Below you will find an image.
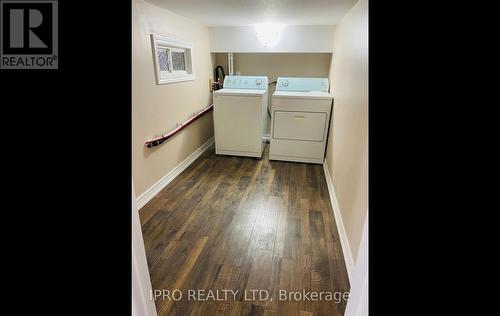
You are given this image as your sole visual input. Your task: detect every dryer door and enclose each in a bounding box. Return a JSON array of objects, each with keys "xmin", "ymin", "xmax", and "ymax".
[{"xmin": 273, "ymin": 111, "xmax": 327, "ymax": 142}]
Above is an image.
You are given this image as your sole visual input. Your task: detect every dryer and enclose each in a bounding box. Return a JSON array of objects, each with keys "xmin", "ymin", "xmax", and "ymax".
[
  {"xmin": 213, "ymin": 75, "xmax": 268, "ymax": 158},
  {"xmin": 269, "ymin": 77, "xmax": 333, "ymax": 164}
]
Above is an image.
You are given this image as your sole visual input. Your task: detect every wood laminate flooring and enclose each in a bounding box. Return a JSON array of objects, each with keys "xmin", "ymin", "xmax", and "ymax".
[{"xmin": 140, "ymin": 145, "xmax": 350, "ymax": 316}]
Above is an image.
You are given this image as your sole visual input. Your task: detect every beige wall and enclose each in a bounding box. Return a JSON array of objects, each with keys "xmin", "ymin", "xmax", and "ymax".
[
  {"xmin": 209, "ymin": 26, "xmax": 336, "ymax": 53},
  {"xmin": 325, "ymin": 0, "xmax": 368, "ymax": 263},
  {"xmin": 133, "ymin": 0, "xmax": 214, "ymax": 196},
  {"xmin": 213, "ymin": 53, "xmax": 332, "ymax": 132}
]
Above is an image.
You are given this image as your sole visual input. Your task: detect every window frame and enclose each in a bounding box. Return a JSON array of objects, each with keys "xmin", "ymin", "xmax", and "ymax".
[{"xmin": 151, "ymin": 34, "xmax": 195, "ymax": 85}]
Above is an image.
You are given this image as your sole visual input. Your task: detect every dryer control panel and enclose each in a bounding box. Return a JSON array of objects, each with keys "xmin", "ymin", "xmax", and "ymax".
[
  {"xmin": 276, "ymin": 77, "xmax": 329, "ymax": 92},
  {"xmin": 223, "ymin": 76, "xmax": 268, "ymax": 90}
]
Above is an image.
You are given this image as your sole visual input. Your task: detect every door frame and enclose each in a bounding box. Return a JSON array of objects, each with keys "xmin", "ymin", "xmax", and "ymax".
[
  {"xmin": 344, "ymin": 211, "xmax": 368, "ymax": 316},
  {"xmin": 132, "ymin": 180, "xmax": 157, "ymax": 316}
]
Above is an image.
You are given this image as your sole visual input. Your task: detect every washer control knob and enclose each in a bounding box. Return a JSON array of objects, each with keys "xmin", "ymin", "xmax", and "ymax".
[
  {"xmin": 282, "ymin": 80, "xmax": 289, "ymax": 87},
  {"xmin": 256, "ymin": 79, "xmax": 262, "ymax": 85}
]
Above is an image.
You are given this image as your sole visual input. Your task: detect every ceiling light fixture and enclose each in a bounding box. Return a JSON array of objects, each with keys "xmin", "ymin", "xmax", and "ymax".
[{"xmin": 253, "ymin": 23, "xmax": 285, "ymax": 48}]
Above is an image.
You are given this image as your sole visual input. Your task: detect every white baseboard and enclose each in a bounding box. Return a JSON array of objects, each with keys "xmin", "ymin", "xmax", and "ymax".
[
  {"xmin": 136, "ymin": 136, "xmax": 215, "ymax": 210},
  {"xmin": 323, "ymin": 161, "xmax": 355, "ymax": 283}
]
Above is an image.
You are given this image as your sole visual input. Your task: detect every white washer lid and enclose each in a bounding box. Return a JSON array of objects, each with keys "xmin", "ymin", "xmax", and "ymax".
[
  {"xmin": 273, "ymin": 90, "xmax": 333, "ymax": 100},
  {"xmin": 214, "ymin": 89, "xmax": 267, "ymax": 97}
]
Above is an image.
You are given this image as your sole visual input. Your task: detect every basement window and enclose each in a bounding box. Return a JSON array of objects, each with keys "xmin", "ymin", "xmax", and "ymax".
[{"xmin": 151, "ymin": 34, "xmax": 195, "ymax": 84}]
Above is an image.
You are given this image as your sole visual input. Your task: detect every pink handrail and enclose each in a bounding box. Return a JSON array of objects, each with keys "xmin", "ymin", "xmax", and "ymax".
[{"xmin": 145, "ymin": 104, "xmax": 213, "ymax": 148}]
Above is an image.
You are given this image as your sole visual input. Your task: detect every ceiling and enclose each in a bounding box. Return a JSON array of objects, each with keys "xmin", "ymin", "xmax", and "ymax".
[{"xmin": 145, "ymin": 0, "xmax": 358, "ymax": 26}]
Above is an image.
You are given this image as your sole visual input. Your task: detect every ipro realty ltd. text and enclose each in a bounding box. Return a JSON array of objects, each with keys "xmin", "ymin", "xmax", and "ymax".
[{"xmin": 151, "ymin": 289, "xmax": 349, "ymax": 303}]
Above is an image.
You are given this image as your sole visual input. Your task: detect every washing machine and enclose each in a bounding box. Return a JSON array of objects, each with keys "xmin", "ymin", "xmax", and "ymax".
[
  {"xmin": 269, "ymin": 77, "xmax": 333, "ymax": 164},
  {"xmin": 213, "ymin": 75, "xmax": 268, "ymax": 158}
]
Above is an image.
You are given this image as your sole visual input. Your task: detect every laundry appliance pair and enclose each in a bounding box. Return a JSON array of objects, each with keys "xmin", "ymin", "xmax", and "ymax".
[{"xmin": 213, "ymin": 75, "xmax": 333, "ymax": 164}]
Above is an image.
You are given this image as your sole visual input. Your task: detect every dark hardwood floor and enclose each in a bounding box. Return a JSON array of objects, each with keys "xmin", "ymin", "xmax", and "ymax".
[{"xmin": 140, "ymin": 144, "xmax": 350, "ymax": 316}]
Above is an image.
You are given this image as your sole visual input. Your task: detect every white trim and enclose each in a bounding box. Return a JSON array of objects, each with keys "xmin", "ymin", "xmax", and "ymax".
[
  {"xmin": 132, "ymin": 181, "xmax": 157, "ymax": 316},
  {"xmin": 344, "ymin": 212, "xmax": 368, "ymax": 316},
  {"xmin": 156, "ymin": 75, "xmax": 196, "ymax": 85},
  {"xmin": 136, "ymin": 137, "xmax": 215, "ymax": 210},
  {"xmin": 323, "ymin": 161, "xmax": 355, "ymax": 282}
]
